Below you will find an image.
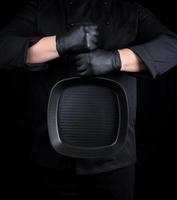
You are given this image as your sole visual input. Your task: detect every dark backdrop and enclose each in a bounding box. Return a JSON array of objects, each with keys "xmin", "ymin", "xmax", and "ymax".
[{"xmin": 0, "ymin": 0, "xmax": 177, "ymax": 199}]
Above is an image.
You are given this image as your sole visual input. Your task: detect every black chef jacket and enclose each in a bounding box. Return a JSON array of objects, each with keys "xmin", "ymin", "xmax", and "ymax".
[{"xmin": 0, "ymin": 0, "xmax": 177, "ymax": 175}]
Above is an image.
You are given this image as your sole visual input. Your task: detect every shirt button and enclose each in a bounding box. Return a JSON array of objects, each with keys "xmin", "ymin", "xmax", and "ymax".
[{"xmin": 104, "ymin": 1, "xmax": 108, "ymax": 6}]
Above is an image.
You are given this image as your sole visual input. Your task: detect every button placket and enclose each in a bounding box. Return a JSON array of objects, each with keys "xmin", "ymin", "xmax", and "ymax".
[
  {"xmin": 103, "ymin": 1, "xmax": 111, "ymax": 26},
  {"xmin": 65, "ymin": 1, "xmax": 112, "ymax": 28},
  {"xmin": 65, "ymin": 0, "xmax": 75, "ymax": 29}
]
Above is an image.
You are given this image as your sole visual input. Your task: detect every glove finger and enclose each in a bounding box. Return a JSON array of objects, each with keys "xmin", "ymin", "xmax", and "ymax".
[
  {"xmin": 75, "ymin": 55, "xmax": 88, "ymax": 66},
  {"xmin": 87, "ymin": 36, "xmax": 98, "ymax": 49},
  {"xmin": 76, "ymin": 60, "xmax": 83, "ymax": 66},
  {"xmin": 77, "ymin": 53, "xmax": 90, "ymax": 63},
  {"xmin": 75, "ymin": 54, "xmax": 85, "ymax": 61},
  {"xmin": 77, "ymin": 64, "xmax": 88, "ymax": 72},
  {"xmin": 88, "ymin": 43, "xmax": 97, "ymax": 51},
  {"xmin": 87, "ymin": 31, "xmax": 98, "ymax": 39},
  {"xmin": 90, "ymin": 36, "xmax": 98, "ymax": 44},
  {"xmin": 85, "ymin": 25, "xmax": 98, "ymax": 30},
  {"xmin": 87, "ymin": 30, "xmax": 99, "ymax": 38},
  {"xmin": 90, "ymin": 29, "xmax": 99, "ymax": 36},
  {"xmin": 77, "ymin": 69, "xmax": 90, "ymax": 76}
]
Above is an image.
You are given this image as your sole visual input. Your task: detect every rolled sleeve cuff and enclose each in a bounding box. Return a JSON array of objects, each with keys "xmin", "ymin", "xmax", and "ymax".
[{"xmin": 129, "ymin": 45, "xmax": 157, "ymax": 79}]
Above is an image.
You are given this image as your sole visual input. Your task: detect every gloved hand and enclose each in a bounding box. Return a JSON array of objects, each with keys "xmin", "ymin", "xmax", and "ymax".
[
  {"xmin": 75, "ymin": 49, "xmax": 122, "ymax": 76},
  {"xmin": 56, "ymin": 25, "xmax": 99, "ymax": 55}
]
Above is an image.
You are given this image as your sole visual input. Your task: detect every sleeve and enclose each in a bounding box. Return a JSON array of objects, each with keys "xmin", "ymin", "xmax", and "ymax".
[
  {"xmin": 0, "ymin": 0, "xmax": 47, "ymax": 71},
  {"xmin": 129, "ymin": 4, "xmax": 177, "ymax": 78}
]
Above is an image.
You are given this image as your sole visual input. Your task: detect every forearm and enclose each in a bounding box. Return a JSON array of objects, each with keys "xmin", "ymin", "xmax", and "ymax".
[
  {"xmin": 26, "ymin": 36, "xmax": 59, "ymax": 64},
  {"xmin": 118, "ymin": 48, "xmax": 146, "ymax": 72}
]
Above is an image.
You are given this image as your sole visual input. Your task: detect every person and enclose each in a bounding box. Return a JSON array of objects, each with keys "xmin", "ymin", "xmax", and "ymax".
[{"xmin": 0, "ymin": 0, "xmax": 177, "ymax": 199}]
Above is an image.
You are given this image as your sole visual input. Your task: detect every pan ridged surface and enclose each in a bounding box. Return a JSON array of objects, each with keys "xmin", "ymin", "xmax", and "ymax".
[{"xmin": 58, "ymin": 85, "xmax": 119, "ymax": 147}]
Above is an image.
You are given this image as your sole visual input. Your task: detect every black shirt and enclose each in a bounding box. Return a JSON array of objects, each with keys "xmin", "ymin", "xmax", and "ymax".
[{"xmin": 0, "ymin": 0, "xmax": 177, "ymax": 175}]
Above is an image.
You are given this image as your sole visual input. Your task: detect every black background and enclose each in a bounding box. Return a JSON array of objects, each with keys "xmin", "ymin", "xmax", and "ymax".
[{"xmin": 0, "ymin": 0, "xmax": 177, "ymax": 199}]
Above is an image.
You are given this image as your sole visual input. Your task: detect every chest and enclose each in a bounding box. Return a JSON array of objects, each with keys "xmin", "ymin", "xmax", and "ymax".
[{"xmin": 38, "ymin": 0, "xmax": 138, "ymax": 50}]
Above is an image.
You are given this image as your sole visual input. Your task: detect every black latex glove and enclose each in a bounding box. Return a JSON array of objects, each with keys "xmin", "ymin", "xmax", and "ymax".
[
  {"xmin": 56, "ymin": 25, "xmax": 99, "ymax": 55},
  {"xmin": 75, "ymin": 49, "xmax": 122, "ymax": 76}
]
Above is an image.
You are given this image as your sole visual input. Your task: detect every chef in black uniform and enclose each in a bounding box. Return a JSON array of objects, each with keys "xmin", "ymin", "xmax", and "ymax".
[{"xmin": 0, "ymin": 0, "xmax": 177, "ymax": 199}]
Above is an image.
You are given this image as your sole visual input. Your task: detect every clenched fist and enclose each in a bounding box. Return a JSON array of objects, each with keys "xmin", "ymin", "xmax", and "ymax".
[
  {"xmin": 75, "ymin": 49, "xmax": 122, "ymax": 76},
  {"xmin": 56, "ymin": 24, "xmax": 99, "ymax": 55}
]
